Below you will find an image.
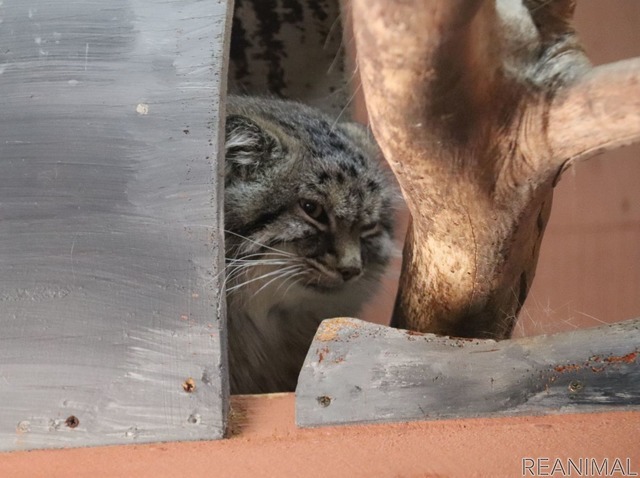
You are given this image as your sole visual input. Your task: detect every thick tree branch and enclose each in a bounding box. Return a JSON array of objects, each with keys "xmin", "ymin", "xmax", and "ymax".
[
  {"xmin": 351, "ymin": 0, "xmax": 502, "ymax": 173},
  {"xmin": 349, "ymin": 0, "xmax": 640, "ymax": 338},
  {"xmin": 548, "ymin": 57, "xmax": 640, "ymax": 167}
]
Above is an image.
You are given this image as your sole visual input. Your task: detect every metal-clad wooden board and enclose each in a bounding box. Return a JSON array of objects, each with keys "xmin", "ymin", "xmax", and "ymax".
[
  {"xmin": 0, "ymin": 0, "xmax": 231, "ymax": 450},
  {"xmin": 296, "ymin": 318, "xmax": 640, "ymax": 427}
]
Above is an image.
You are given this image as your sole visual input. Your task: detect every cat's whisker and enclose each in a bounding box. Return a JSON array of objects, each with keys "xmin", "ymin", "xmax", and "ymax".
[
  {"xmin": 221, "ymin": 256, "xmax": 298, "ymax": 281},
  {"xmin": 226, "ymin": 258, "xmax": 292, "ymax": 267},
  {"xmin": 221, "ymin": 256, "xmax": 306, "ymax": 308},
  {"xmin": 216, "ymin": 262, "xmax": 246, "ymax": 285},
  {"xmin": 273, "ymin": 268, "xmax": 306, "ymax": 294},
  {"xmin": 275, "ymin": 266, "xmax": 307, "ymax": 293},
  {"xmin": 278, "ymin": 270, "xmax": 308, "ymax": 297},
  {"xmin": 225, "ymin": 260, "xmax": 292, "ymax": 271},
  {"xmin": 227, "ymin": 249, "xmax": 295, "ymax": 260},
  {"xmin": 223, "ymin": 264, "xmax": 270, "ymax": 290},
  {"xmin": 330, "ymin": 81, "xmax": 362, "ymax": 132},
  {"xmin": 222, "ymin": 265, "xmax": 252, "ymax": 285},
  {"xmin": 251, "ymin": 266, "xmax": 304, "ymax": 299},
  {"xmin": 223, "ymin": 259, "xmax": 304, "ymax": 287},
  {"xmin": 226, "ymin": 251, "xmax": 293, "ymax": 262},
  {"xmin": 239, "ymin": 267, "xmax": 302, "ymax": 305},
  {"xmin": 219, "ymin": 259, "xmax": 263, "ymax": 293},
  {"xmin": 225, "ymin": 229, "xmax": 295, "ymax": 257},
  {"xmin": 226, "ymin": 265, "xmax": 302, "ymax": 294},
  {"xmin": 302, "ymin": 273, "xmax": 324, "ymax": 289}
]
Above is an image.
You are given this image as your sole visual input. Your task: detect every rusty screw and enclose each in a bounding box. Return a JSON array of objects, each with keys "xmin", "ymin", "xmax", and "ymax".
[
  {"xmin": 568, "ymin": 380, "xmax": 584, "ymax": 393},
  {"xmin": 65, "ymin": 415, "xmax": 80, "ymax": 428},
  {"xmin": 182, "ymin": 377, "xmax": 196, "ymax": 393},
  {"xmin": 317, "ymin": 395, "xmax": 332, "ymax": 408}
]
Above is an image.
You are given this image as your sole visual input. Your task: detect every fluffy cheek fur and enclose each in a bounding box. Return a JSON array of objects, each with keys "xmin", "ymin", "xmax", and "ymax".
[{"xmin": 361, "ymin": 232, "xmax": 393, "ymax": 268}]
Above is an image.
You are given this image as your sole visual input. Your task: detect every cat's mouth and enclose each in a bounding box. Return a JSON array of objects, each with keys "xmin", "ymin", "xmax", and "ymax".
[{"xmin": 302, "ymin": 260, "xmax": 357, "ymax": 292}]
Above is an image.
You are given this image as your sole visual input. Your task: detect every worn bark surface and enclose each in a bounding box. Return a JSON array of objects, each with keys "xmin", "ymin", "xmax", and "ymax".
[{"xmin": 349, "ymin": 0, "xmax": 640, "ymax": 338}]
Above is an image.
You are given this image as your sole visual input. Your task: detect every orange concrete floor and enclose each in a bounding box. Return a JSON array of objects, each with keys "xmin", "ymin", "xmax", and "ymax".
[{"xmin": 1, "ymin": 394, "xmax": 638, "ymax": 478}]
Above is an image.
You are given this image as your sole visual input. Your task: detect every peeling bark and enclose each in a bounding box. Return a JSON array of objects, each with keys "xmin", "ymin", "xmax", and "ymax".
[{"xmin": 348, "ymin": 0, "xmax": 640, "ymax": 338}]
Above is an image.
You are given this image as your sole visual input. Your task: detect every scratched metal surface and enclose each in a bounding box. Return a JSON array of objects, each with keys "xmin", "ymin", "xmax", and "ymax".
[{"xmin": 0, "ymin": 0, "xmax": 231, "ymax": 450}]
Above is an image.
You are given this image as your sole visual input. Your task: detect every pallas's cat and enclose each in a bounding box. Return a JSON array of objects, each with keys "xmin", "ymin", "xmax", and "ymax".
[{"xmin": 224, "ymin": 96, "xmax": 395, "ymax": 394}]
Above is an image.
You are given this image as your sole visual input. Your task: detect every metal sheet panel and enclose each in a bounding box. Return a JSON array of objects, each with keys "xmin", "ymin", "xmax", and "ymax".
[{"xmin": 0, "ymin": 0, "xmax": 230, "ymax": 449}]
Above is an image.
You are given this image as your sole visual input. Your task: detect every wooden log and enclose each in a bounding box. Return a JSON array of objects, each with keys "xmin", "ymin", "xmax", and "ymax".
[
  {"xmin": 296, "ymin": 318, "xmax": 640, "ymax": 427},
  {"xmin": 0, "ymin": 0, "xmax": 231, "ymax": 450}
]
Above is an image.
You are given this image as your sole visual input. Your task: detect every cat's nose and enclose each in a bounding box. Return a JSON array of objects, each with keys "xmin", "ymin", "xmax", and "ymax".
[{"xmin": 339, "ymin": 266, "xmax": 361, "ymax": 282}]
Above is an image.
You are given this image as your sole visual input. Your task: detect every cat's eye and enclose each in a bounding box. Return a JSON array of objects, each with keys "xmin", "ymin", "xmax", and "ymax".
[
  {"xmin": 299, "ymin": 199, "xmax": 328, "ymax": 223},
  {"xmin": 361, "ymin": 222, "xmax": 380, "ymax": 237}
]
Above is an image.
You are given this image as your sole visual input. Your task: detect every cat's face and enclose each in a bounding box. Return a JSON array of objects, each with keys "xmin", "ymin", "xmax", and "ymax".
[{"xmin": 224, "ymin": 96, "xmax": 395, "ymax": 295}]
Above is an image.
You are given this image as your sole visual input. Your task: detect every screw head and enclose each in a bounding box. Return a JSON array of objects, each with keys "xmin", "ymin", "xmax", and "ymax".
[
  {"xmin": 65, "ymin": 415, "xmax": 80, "ymax": 428},
  {"xmin": 317, "ymin": 395, "xmax": 332, "ymax": 408},
  {"xmin": 568, "ymin": 380, "xmax": 584, "ymax": 393}
]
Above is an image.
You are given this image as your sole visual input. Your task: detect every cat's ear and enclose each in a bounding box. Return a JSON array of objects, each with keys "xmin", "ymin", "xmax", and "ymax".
[{"xmin": 225, "ymin": 114, "xmax": 278, "ymax": 180}]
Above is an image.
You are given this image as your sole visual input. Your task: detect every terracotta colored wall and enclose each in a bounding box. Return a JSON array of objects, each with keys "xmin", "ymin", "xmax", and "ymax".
[
  {"xmin": 517, "ymin": 1, "xmax": 640, "ymax": 336},
  {"xmin": 361, "ymin": 1, "xmax": 640, "ymax": 335}
]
